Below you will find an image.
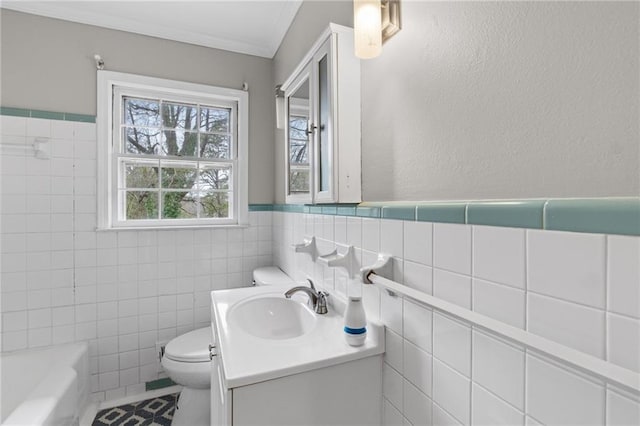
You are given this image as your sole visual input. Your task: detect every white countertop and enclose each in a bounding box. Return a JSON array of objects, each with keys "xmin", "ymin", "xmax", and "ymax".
[{"xmin": 211, "ymin": 285, "xmax": 385, "ymax": 389}]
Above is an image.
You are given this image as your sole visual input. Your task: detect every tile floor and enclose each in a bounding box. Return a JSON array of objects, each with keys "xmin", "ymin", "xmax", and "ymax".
[{"xmin": 92, "ymin": 393, "xmax": 179, "ymax": 426}]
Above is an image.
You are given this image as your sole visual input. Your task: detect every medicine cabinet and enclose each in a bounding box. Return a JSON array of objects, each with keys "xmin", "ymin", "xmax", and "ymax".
[{"xmin": 282, "ymin": 23, "xmax": 361, "ymax": 204}]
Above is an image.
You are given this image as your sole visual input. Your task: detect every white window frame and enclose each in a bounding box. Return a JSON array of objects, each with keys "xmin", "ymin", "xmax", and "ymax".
[{"xmin": 97, "ymin": 71, "xmax": 248, "ymax": 229}]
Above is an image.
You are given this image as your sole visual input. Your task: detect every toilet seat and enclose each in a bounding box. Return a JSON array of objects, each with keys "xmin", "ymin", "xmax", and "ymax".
[{"xmin": 164, "ymin": 327, "xmax": 211, "ymax": 363}]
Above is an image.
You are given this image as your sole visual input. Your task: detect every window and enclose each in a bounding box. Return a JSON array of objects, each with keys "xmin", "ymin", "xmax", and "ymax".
[{"xmin": 97, "ymin": 71, "xmax": 248, "ymax": 229}]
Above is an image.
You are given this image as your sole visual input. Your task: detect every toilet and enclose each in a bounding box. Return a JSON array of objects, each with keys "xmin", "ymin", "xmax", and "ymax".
[{"xmin": 161, "ymin": 267, "xmax": 295, "ymax": 426}]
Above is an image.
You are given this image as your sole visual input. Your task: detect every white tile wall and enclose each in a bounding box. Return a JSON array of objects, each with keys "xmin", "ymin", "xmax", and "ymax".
[
  {"xmin": 606, "ymin": 388, "xmax": 640, "ymax": 426},
  {"xmin": 471, "ymin": 384, "xmax": 523, "ymax": 426},
  {"xmin": 527, "ymin": 230, "xmax": 606, "ymax": 308},
  {"xmin": 4, "ymin": 122, "xmax": 637, "ymax": 414},
  {"xmin": 607, "ymin": 313, "xmax": 640, "ymax": 373},
  {"xmin": 527, "ymin": 292, "xmax": 605, "ymax": 358},
  {"xmin": 403, "ymin": 299, "xmax": 432, "ymax": 353},
  {"xmin": 472, "ymin": 330, "xmax": 524, "ymax": 410},
  {"xmin": 271, "ymin": 211, "xmax": 640, "ymax": 426},
  {"xmin": 433, "ymin": 269, "xmax": 471, "ymax": 309},
  {"xmin": 433, "ymin": 359, "xmax": 470, "ymax": 425},
  {"xmin": 0, "ymin": 117, "xmax": 272, "ymax": 401},
  {"xmin": 404, "ymin": 379, "xmax": 432, "ymax": 426},
  {"xmin": 403, "ymin": 221, "xmax": 432, "ymax": 266},
  {"xmin": 433, "ymin": 313, "xmax": 471, "ymax": 377},
  {"xmin": 607, "ymin": 235, "xmax": 640, "ymax": 319},
  {"xmin": 472, "ymin": 278, "xmax": 525, "ymax": 329},
  {"xmin": 433, "ymin": 223, "xmax": 471, "ymax": 275},
  {"xmin": 472, "ymin": 226, "xmax": 525, "ymax": 289},
  {"xmin": 526, "ymin": 355, "xmax": 605, "ymax": 425},
  {"xmin": 403, "ymin": 339, "xmax": 432, "ymax": 396},
  {"xmin": 433, "ymin": 403, "xmax": 462, "ymax": 426}
]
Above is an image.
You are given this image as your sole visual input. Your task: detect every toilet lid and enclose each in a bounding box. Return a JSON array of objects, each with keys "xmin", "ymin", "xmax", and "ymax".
[{"xmin": 164, "ymin": 327, "xmax": 211, "ymax": 363}]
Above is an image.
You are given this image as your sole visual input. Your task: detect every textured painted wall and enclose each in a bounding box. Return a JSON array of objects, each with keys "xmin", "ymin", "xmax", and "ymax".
[
  {"xmin": 0, "ymin": 10, "xmax": 275, "ymax": 203},
  {"xmin": 274, "ymin": 1, "xmax": 639, "ymax": 202},
  {"xmin": 272, "ymin": 0, "xmax": 353, "ymax": 204},
  {"xmin": 361, "ymin": 1, "xmax": 639, "ymax": 200}
]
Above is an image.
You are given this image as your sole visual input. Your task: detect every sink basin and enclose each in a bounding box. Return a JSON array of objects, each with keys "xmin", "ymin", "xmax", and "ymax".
[{"xmin": 227, "ymin": 296, "xmax": 317, "ymax": 340}]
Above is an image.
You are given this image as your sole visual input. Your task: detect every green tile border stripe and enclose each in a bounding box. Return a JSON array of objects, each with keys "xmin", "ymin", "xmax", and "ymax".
[
  {"xmin": 266, "ymin": 198, "xmax": 640, "ymax": 236},
  {"xmin": 544, "ymin": 198, "xmax": 640, "ymax": 236},
  {"xmin": 145, "ymin": 377, "xmax": 176, "ymax": 391},
  {"xmin": 417, "ymin": 203, "xmax": 466, "ymax": 224},
  {"xmin": 1, "ymin": 107, "xmax": 95, "ymax": 123},
  {"xmin": 382, "ymin": 206, "xmax": 416, "ymax": 221},
  {"xmin": 249, "ymin": 204, "xmax": 273, "ymax": 212},
  {"xmin": 467, "ymin": 200, "xmax": 545, "ymax": 229}
]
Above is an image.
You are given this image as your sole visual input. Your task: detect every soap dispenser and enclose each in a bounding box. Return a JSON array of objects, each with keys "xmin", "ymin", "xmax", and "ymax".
[{"xmin": 344, "ymin": 297, "xmax": 367, "ymax": 346}]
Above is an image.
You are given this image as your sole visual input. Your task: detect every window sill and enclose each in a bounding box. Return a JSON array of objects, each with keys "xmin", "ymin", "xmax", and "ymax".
[{"xmin": 96, "ymin": 223, "xmax": 250, "ymax": 231}]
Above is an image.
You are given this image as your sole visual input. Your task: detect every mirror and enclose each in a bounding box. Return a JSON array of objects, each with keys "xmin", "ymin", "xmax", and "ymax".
[
  {"xmin": 317, "ymin": 53, "xmax": 330, "ymax": 194},
  {"xmin": 287, "ymin": 77, "xmax": 311, "ymax": 196}
]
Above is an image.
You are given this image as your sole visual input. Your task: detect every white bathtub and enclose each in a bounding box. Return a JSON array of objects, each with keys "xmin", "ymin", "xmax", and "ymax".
[{"xmin": 0, "ymin": 343, "xmax": 90, "ymax": 426}]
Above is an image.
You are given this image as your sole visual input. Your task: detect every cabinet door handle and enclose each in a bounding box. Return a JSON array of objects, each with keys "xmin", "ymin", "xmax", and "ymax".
[{"xmin": 209, "ymin": 344, "xmax": 217, "ymax": 360}]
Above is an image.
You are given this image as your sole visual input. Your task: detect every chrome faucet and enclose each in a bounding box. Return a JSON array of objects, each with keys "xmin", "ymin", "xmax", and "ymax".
[{"xmin": 284, "ymin": 279, "xmax": 328, "ymax": 314}]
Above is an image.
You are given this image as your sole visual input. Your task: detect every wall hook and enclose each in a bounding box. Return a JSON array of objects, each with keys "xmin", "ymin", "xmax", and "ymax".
[
  {"xmin": 292, "ymin": 236, "xmax": 317, "ymax": 260},
  {"xmin": 94, "ymin": 54, "xmax": 105, "ymax": 70},
  {"xmin": 318, "ymin": 245, "xmax": 355, "ymax": 275}
]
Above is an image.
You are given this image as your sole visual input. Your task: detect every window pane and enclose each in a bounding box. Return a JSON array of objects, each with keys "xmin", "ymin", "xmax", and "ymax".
[
  {"xmin": 124, "ymin": 97, "xmax": 160, "ymax": 127},
  {"xmin": 160, "ymin": 130, "xmax": 198, "ymax": 156},
  {"xmin": 124, "ymin": 127, "xmax": 162, "ymax": 155},
  {"xmin": 289, "ymin": 140, "xmax": 308, "ymax": 165},
  {"xmin": 289, "ymin": 115, "xmax": 308, "ymax": 165},
  {"xmin": 200, "ymin": 107, "xmax": 230, "ymax": 132},
  {"xmin": 125, "ymin": 163, "xmax": 159, "ymax": 188},
  {"xmin": 162, "ymin": 191, "xmax": 196, "ymax": 219},
  {"xmin": 161, "ymin": 163, "xmax": 198, "ymax": 189},
  {"xmin": 200, "ymin": 191, "xmax": 229, "ymax": 218},
  {"xmin": 289, "ymin": 169, "xmax": 309, "ymax": 193},
  {"xmin": 289, "ymin": 116, "xmax": 308, "ymax": 140},
  {"xmin": 200, "ymin": 134, "xmax": 230, "ymax": 159},
  {"xmin": 125, "ymin": 191, "xmax": 158, "ymax": 220},
  {"xmin": 199, "ymin": 165, "xmax": 230, "ymax": 190},
  {"xmin": 162, "ymin": 103, "xmax": 198, "ymax": 131}
]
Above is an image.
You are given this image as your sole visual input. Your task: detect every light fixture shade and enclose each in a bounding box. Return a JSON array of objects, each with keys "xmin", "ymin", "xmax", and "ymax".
[{"xmin": 354, "ymin": 0, "xmax": 382, "ymax": 59}]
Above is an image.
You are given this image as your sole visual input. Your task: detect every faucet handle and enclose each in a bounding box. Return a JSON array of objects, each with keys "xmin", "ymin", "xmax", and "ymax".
[
  {"xmin": 306, "ymin": 278, "xmax": 316, "ymax": 291},
  {"xmin": 315, "ymin": 291, "xmax": 329, "ymax": 315}
]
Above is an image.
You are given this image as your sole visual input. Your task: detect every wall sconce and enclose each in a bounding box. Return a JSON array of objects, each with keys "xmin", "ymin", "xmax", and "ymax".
[
  {"xmin": 353, "ymin": 0, "xmax": 401, "ymax": 59},
  {"xmin": 275, "ymin": 84, "xmax": 285, "ymax": 129}
]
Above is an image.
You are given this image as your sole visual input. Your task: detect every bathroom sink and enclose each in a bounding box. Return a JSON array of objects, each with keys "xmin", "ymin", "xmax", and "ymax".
[
  {"xmin": 212, "ymin": 285, "xmax": 384, "ymax": 388},
  {"xmin": 227, "ymin": 296, "xmax": 317, "ymax": 339}
]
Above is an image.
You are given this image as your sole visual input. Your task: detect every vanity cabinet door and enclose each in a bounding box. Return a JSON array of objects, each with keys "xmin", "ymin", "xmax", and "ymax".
[
  {"xmin": 211, "ymin": 353, "xmax": 232, "ymax": 426},
  {"xmin": 211, "ymin": 328, "xmax": 231, "ymax": 425}
]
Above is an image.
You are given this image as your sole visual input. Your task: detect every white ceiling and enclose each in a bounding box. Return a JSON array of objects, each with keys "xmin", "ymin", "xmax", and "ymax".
[{"xmin": 1, "ymin": 0, "xmax": 303, "ymax": 58}]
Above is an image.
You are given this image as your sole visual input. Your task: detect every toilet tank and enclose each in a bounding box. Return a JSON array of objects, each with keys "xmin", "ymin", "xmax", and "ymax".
[{"xmin": 252, "ymin": 267, "xmax": 295, "ymax": 287}]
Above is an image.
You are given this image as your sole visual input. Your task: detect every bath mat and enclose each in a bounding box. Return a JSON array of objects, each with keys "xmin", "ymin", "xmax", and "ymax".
[{"xmin": 92, "ymin": 393, "xmax": 178, "ymax": 426}]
